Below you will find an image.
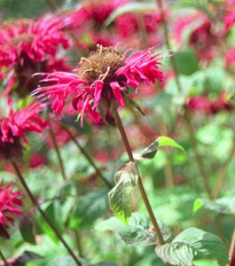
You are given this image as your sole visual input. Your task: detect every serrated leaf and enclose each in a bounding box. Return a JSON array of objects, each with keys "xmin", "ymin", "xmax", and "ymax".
[
  {"xmin": 104, "ymin": 2, "xmax": 156, "ymax": 26},
  {"xmin": 158, "ymin": 136, "xmax": 185, "ymax": 153},
  {"xmin": 108, "ymin": 163, "xmax": 138, "ymax": 223},
  {"xmin": 173, "ymin": 227, "xmax": 230, "ymax": 266},
  {"xmin": 20, "ymin": 216, "xmax": 36, "ymax": 244},
  {"xmin": 69, "ymin": 188, "xmax": 109, "ymax": 230},
  {"xmin": 96, "ymin": 212, "xmax": 170, "ymax": 246},
  {"xmin": 155, "ymin": 242, "xmax": 196, "ymax": 266}
]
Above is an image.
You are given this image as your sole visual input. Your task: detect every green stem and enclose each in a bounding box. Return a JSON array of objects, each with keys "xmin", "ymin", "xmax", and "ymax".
[
  {"xmin": 74, "ymin": 231, "xmax": 83, "ymax": 258},
  {"xmin": 48, "ymin": 123, "xmax": 67, "ymax": 180},
  {"xmin": 61, "ymin": 125, "xmax": 112, "ymax": 189},
  {"xmin": 114, "ymin": 110, "xmax": 165, "ymax": 245},
  {"xmin": 0, "ymin": 250, "xmax": 9, "ymax": 266},
  {"xmin": 227, "ymin": 227, "xmax": 235, "ymax": 266},
  {"xmin": 11, "ymin": 160, "xmax": 82, "ymax": 266}
]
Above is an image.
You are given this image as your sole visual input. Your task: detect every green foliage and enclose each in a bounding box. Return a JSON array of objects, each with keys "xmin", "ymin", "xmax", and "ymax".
[
  {"xmin": 97, "ymin": 212, "xmax": 170, "ymax": 246},
  {"xmin": 156, "ymin": 228, "xmax": 229, "ymax": 266},
  {"xmin": 175, "ymin": 49, "xmax": 199, "ymax": 76},
  {"xmin": 108, "ymin": 163, "xmax": 138, "ymax": 223},
  {"xmin": 194, "ymin": 196, "xmax": 235, "ymax": 215},
  {"xmin": 69, "ymin": 188, "xmax": 109, "ymax": 230}
]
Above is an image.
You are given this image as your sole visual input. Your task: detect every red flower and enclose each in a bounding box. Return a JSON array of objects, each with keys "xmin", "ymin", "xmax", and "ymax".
[
  {"xmin": 33, "ymin": 45, "xmax": 165, "ymax": 125},
  {"xmin": 224, "ymin": 0, "xmax": 235, "ymax": 30},
  {"xmin": 0, "ymin": 182, "xmax": 22, "ymax": 239},
  {"xmin": 0, "ymin": 100, "xmax": 47, "ymax": 160},
  {"xmin": 0, "ymin": 17, "xmax": 70, "ymax": 96}
]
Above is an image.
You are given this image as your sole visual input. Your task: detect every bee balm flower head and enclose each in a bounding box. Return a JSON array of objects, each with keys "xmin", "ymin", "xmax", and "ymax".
[{"xmin": 34, "ymin": 45, "xmax": 165, "ymax": 125}]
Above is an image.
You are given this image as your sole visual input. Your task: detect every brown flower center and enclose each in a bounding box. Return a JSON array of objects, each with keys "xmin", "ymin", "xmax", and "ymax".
[{"xmin": 78, "ymin": 45, "xmax": 125, "ymax": 84}]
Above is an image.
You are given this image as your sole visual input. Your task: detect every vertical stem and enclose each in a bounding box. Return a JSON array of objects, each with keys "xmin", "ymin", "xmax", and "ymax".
[
  {"xmin": 74, "ymin": 231, "xmax": 83, "ymax": 258},
  {"xmin": 48, "ymin": 123, "xmax": 67, "ymax": 180},
  {"xmin": 0, "ymin": 250, "xmax": 9, "ymax": 266},
  {"xmin": 61, "ymin": 125, "xmax": 112, "ymax": 189},
  {"xmin": 114, "ymin": 110, "xmax": 165, "ymax": 245},
  {"xmin": 11, "ymin": 160, "xmax": 82, "ymax": 266},
  {"xmin": 227, "ymin": 228, "xmax": 235, "ymax": 266}
]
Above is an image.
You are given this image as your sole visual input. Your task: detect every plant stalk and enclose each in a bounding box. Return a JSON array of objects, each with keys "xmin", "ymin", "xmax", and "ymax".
[
  {"xmin": 114, "ymin": 110, "xmax": 165, "ymax": 245},
  {"xmin": 11, "ymin": 160, "xmax": 82, "ymax": 266},
  {"xmin": 48, "ymin": 123, "xmax": 67, "ymax": 180},
  {"xmin": 61, "ymin": 125, "xmax": 112, "ymax": 189}
]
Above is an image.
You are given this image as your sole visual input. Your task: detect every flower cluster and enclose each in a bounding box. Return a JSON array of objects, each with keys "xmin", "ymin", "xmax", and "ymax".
[
  {"xmin": 0, "ymin": 100, "xmax": 47, "ymax": 160},
  {"xmin": 34, "ymin": 45, "xmax": 165, "ymax": 125},
  {"xmin": 0, "ymin": 182, "xmax": 22, "ymax": 239}
]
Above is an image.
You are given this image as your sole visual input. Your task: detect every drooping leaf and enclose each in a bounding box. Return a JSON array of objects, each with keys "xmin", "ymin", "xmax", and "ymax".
[
  {"xmin": 155, "ymin": 242, "xmax": 196, "ymax": 266},
  {"xmin": 69, "ymin": 188, "xmax": 109, "ymax": 230},
  {"xmin": 20, "ymin": 216, "xmax": 36, "ymax": 244},
  {"xmin": 108, "ymin": 162, "xmax": 138, "ymax": 223},
  {"xmin": 104, "ymin": 2, "xmax": 156, "ymax": 26},
  {"xmin": 96, "ymin": 212, "xmax": 170, "ymax": 246},
  {"xmin": 173, "ymin": 227, "xmax": 230, "ymax": 266}
]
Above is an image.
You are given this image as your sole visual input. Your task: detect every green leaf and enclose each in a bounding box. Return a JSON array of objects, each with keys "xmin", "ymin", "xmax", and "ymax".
[
  {"xmin": 38, "ymin": 202, "xmax": 64, "ymax": 243},
  {"xmin": 195, "ymin": 197, "xmax": 235, "ymax": 215},
  {"xmin": 108, "ymin": 162, "xmax": 138, "ymax": 223},
  {"xmin": 173, "ymin": 227, "xmax": 230, "ymax": 266},
  {"xmin": 96, "ymin": 212, "xmax": 170, "ymax": 246},
  {"xmin": 19, "ymin": 216, "xmax": 36, "ymax": 244},
  {"xmin": 136, "ymin": 136, "xmax": 185, "ymax": 161},
  {"xmin": 175, "ymin": 49, "xmax": 199, "ymax": 76},
  {"xmin": 158, "ymin": 136, "xmax": 185, "ymax": 152},
  {"xmin": 69, "ymin": 188, "xmax": 109, "ymax": 230},
  {"xmin": 104, "ymin": 2, "xmax": 156, "ymax": 26},
  {"xmin": 155, "ymin": 242, "xmax": 196, "ymax": 266}
]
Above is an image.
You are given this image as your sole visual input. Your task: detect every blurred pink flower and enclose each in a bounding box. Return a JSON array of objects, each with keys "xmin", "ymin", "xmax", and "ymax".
[
  {"xmin": 0, "ymin": 182, "xmax": 22, "ymax": 239},
  {"xmin": 224, "ymin": 47, "xmax": 235, "ymax": 66},
  {"xmin": 34, "ymin": 45, "xmax": 165, "ymax": 125},
  {"xmin": 0, "ymin": 17, "xmax": 70, "ymax": 96},
  {"xmin": 0, "ymin": 100, "xmax": 47, "ymax": 160}
]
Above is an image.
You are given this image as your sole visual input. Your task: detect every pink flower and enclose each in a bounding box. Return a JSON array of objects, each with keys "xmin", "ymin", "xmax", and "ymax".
[
  {"xmin": 0, "ymin": 182, "xmax": 22, "ymax": 239},
  {"xmin": 224, "ymin": 0, "xmax": 235, "ymax": 30},
  {"xmin": 34, "ymin": 45, "xmax": 165, "ymax": 125},
  {"xmin": 0, "ymin": 100, "xmax": 47, "ymax": 160},
  {"xmin": 225, "ymin": 47, "xmax": 235, "ymax": 66},
  {"xmin": 0, "ymin": 17, "xmax": 70, "ymax": 96}
]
